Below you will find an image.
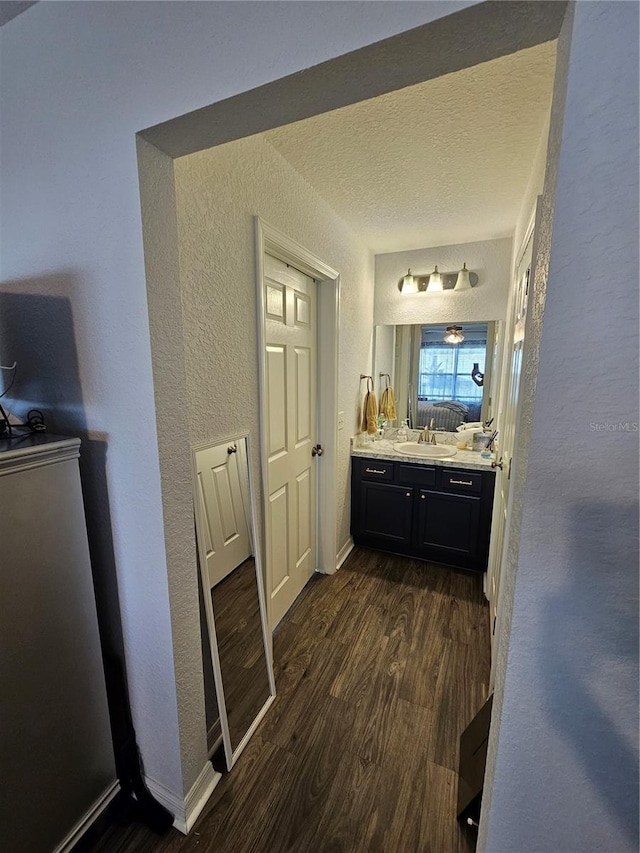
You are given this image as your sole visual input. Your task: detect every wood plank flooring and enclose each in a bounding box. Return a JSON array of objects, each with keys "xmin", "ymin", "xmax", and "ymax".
[{"xmin": 81, "ymin": 547, "xmax": 490, "ymax": 853}]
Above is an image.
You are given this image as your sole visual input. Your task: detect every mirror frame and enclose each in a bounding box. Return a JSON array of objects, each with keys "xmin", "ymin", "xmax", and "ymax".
[{"xmin": 192, "ymin": 432, "xmax": 276, "ymax": 771}]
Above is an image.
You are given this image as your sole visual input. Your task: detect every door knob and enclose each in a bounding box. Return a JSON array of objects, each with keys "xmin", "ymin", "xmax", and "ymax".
[
  {"xmin": 491, "ymin": 457, "xmax": 504, "ymax": 470},
  {"xmin": 227, "ymin": 444, "xmax": 237, "ymax": 455},
  {"xmin": 312, "ymin": 444, "xmax": 323, "ymax": 457}
]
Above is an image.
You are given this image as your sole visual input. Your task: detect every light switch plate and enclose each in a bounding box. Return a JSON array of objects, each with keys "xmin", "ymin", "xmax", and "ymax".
[{"xmin": 337, "ymin": 411, "xmax": 345, "ymax": 431}]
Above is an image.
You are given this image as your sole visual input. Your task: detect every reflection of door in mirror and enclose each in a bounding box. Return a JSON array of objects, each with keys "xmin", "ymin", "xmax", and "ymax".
[
  {"xmin": 193, "ymin": 436, "xmax": 275, "ymax": 770},
  {"xmin": 374, "ymin": 322, "xmax": 498, "ymax": 429},
  {"xmin": 195, "ymin": 442, "xmax": 252, "ymax": 587}
]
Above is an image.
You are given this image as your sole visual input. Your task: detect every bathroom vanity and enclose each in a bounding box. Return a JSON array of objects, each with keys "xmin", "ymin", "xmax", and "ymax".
[{"xmin": 351, "ymin": 441, "xmax": 495, "ymax": 572}]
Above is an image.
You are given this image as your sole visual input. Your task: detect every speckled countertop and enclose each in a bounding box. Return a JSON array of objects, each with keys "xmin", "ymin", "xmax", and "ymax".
[{"xmin": 350, "ymin": 436, "xmax": 495, "ymax": 472}]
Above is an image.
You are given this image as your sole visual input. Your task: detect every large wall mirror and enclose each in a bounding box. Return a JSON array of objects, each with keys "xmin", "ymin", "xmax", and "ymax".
[
  {"xmin": 193, "ymin": 435, "xmax": 275, "ymax": 770},
  {"xmin": 373, "ymin": 321, "xmax": 502, "ymax": 431}
]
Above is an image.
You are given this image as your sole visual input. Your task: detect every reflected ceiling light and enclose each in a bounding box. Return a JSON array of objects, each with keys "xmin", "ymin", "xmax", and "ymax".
[
  {"xmin": 444, "ymin": 325, "xmax": 465, "ymax": 344},
  {"xmin": 400, "ymin": 268, "xmax": 418, "ymax": 294},
  {"xmin": 427, "ymin": 265, "xmax": 443, "ymax": 292},
  {"xmin": 454, "ymin": 262, "xmax": 472, "ymax": 291}
]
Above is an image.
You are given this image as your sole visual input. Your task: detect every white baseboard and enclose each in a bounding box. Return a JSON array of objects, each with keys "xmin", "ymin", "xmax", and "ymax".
[
  {"xmin": 336, "ymin": 537, "xmax": 355, "ymax": 570},
  {"xmin": 53, "ymin": 779, "xmax": 120, "ymax": 853},
  {"xmin": 146, "ymin": 761, "xmax": 221, "ymax": 835}
]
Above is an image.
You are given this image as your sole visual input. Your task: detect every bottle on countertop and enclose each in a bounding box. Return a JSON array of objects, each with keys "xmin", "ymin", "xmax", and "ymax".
[{"xmin": 396, "ymin": 419, "xmax": 409, "ymax": 442}]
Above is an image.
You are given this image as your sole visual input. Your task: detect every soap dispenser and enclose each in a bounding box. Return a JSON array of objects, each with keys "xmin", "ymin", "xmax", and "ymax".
[{"xmin": 397, "ymin": 419, "xmax": 409, "ymax": 442}]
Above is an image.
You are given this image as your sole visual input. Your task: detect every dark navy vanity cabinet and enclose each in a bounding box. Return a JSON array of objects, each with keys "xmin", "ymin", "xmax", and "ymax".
[{"xmin": 351, "ymin": 456, "xmax": 495, "ymax": 572}]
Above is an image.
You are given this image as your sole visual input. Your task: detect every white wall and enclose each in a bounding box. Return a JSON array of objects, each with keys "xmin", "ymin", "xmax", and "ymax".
[
  {"xmin": 481, "ymin": 3, "xmax": 639, "ymax": 850},
  {"xmin": 374, "ymin": 237, "xmax": 512, "ymax": 326},
  {"xmin": 173, "ymin": 135, "xmax": 374, "ymax": 569},
  {"xmin": 1, "ymin": 0, "xmax": 474, "ymax": 804}
]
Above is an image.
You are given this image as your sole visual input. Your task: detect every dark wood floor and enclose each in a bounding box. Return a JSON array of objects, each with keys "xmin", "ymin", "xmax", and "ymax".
[{"xmin": 83, "ymin": 547, "xmax": 490, "ymax": 853}]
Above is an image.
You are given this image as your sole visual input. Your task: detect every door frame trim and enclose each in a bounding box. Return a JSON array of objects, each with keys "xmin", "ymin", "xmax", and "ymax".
[{"xmin": 254, "ymin": 217, "xmax": 340, "ymax": 627}]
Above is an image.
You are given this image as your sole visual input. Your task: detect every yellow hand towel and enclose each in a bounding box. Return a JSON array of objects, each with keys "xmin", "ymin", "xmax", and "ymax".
[
  {"xmin": 365, "ymin": 389, "xmax": 378, "ymax": 434},
  {"xmin": 380, "ymin": 385, "xmax": 397, "ymax": 421},
  {"xmin": 360, "ymin": 379, "xmax": 379, "ymax": 434}
]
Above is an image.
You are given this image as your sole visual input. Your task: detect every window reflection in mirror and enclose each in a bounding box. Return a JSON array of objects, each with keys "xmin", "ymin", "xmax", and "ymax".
[{"xmin": 374, "ymin": 321, "xmax": 500, "ymax": 430}]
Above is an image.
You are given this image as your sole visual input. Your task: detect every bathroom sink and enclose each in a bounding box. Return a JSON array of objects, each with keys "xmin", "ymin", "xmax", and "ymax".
[{"xmin": 394, "ymin": 442, "xmax": 458, "ymax": 459}]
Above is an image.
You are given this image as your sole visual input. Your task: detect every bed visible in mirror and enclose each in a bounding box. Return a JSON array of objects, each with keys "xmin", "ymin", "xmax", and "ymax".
[
  {"xmin": 193, "ymin": 435, "xmax": 275, "ymax": 770},
  {"xmin": 373, "ymin": 321, "xmax": 501, "ymax": 430}
]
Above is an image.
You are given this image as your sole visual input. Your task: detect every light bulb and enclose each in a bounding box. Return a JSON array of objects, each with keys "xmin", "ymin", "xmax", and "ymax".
[
  {"xmin": 427, "ymin": 265, "xmax": 443, "ymax": 292},
  {"xmin": 401, "ymin": 269, "xmax": 417, "ymax": 294},
  {"xmin": 454, "ymin": 262, "xmax": 472, "ymax": 291}
]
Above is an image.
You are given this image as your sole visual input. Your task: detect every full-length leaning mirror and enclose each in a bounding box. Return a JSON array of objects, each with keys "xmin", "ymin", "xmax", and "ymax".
[
  {"xmin": 192, "ymin": 434, "xmax": 276, "ymax": 770},
  {"xmin": 373, "ymin": 321, "xmax": 502, "ymax": 430}
]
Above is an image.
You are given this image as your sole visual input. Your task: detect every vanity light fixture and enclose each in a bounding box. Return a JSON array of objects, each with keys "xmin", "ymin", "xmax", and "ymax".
[
  {"xmin": 398, "ymin": 264, "xmax": 479, "ymax": 293},
  {"xmin": 444, "ymin": 325, "xmax": 465, "ymax": 344},
  {"xmin": 400, "ymin": 268, "xmax": 418, "ymax": 294},
  {"xmin": 426, "ymin": 265, "xmax": 443, "ymax": 292},
  {"xmin": 454, "ymin": 262, "xmax": 472, "ymax": 291}
]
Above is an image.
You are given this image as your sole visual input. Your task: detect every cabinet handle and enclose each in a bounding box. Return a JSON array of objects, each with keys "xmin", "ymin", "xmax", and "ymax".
[
  {"xmin": 450, "ymin": 478, "xmax": 473, "ymax": 486},
  {"xmin": 365, "ymin": 467, "xmax": 386, "ymax": 475},
  {"xmin": 421, "ymin": 494, "xmax": 426, "ymax": 499},
  {"xmin": 406, "ymin": 492, "xmax": 411, "ymax": 497}
]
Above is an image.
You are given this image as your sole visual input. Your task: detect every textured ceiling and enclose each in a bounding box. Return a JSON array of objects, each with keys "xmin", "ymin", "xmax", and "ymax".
[
  {"xmin": 0, "ymin": 1, "xmax": 36, "ymax": 27},
  {"xmin": 266, "ymin": 41, "xmax": 557, "ymax": 253}
]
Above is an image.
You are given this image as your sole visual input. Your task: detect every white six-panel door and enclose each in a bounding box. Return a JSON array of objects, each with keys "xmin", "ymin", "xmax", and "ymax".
[
  {"xmin": 487, "ymin": 226, "xmax": 534, "ymax": 656},
  {"xmin": 263, "ymin": 254, "xmax": 317, "ymax": 626},
  {"xmin": 195, "ymin": 442, "xmax": 252, "ymax": 588}
]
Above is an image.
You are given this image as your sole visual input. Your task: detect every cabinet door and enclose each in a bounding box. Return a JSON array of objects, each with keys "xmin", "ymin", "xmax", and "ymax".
[
  {"xmin": 417, "ymin": 489, "xmax": 481, "ymax": 557},
  {"xmin": 359, "ymin": 481, "xmax": 414, "ymax": 544}
]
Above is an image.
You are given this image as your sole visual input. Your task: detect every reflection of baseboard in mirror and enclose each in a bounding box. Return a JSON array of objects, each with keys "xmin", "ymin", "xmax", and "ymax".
[{"xmin": 192, "ymin": 434, "xmax": 276, "ymax": 771}]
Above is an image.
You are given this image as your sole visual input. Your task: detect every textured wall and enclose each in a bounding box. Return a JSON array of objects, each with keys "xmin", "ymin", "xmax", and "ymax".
[
  {"xmin": 481, "ymin": 3, "xmax": 639, "ymax": 851},
  {"xmin": 137, "ymin": 138, "xmax": 204, "ymax": 793},
  {"xmin": 174, "ymin": 136, "xmax": 374, "ymax": 557},
  {"xmin": 0, "ymin": 0, "xmax": 477, "ymax": 804},
  {"xmin": 374, "ymin": 237, "xmax": 512, "ymax": 326}
]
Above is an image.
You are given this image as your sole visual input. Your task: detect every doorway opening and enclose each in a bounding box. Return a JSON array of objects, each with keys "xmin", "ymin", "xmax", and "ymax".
[{"xmin": 136, "ymin": 0, "xmax": 569, "ymax": 838}]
